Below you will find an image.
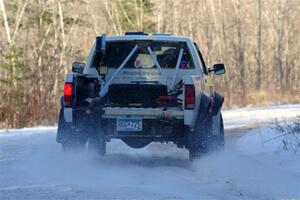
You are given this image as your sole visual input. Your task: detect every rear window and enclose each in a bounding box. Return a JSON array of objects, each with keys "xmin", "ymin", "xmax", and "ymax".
[{"xmin": 102, "ymin": 41, "xmax": 195, "ymax": 69}]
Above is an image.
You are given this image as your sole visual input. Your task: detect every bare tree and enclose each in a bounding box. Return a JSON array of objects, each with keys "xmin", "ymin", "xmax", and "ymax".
[
  {"xmin": 0, "ymin": 0, "xmax": 299, "ymax": 128},
  {"xmin": 255, "ymin": 0, "xmax": 262, "ymax": 90}
]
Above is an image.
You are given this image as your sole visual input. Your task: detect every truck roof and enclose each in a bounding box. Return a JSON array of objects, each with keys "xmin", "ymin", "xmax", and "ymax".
[{"xmin": 105, "ymin": 34, "xmax": 193, "ymax": 43}]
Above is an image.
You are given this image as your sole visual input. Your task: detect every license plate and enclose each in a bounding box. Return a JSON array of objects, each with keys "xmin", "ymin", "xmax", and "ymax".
[{"xmin": 117, "ymin": 118, "xmax": 142, "ymax": 132}]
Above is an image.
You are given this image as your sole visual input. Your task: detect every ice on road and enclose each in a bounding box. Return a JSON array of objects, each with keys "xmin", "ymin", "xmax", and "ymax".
[{"xmin": 0, "ymin": 104, "xmax": 299, "ymax": 200}]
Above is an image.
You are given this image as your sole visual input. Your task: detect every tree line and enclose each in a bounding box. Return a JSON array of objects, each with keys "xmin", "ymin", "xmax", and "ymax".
[{"xmin": 0, "ymin": 0, "xmax": 299, "ymax": 128}]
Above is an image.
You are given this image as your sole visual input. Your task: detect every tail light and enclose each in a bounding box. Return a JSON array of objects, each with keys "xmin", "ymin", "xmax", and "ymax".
[
  {"xmin": 64, "ymin": 83, "xmax": 73, "ymax": 107},
  {"xmin": 185, "ymin": 85, "xmax": 195, "ymax": 110}
]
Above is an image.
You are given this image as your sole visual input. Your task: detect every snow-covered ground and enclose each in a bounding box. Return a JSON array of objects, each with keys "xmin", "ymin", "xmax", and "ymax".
[
  {"xmin": 223, "ymin": 104, "xmax": 300, "ymax": 130},
  {"xmin": 0, "ymin": 104, "xmax": 299, "ymax": 200}
]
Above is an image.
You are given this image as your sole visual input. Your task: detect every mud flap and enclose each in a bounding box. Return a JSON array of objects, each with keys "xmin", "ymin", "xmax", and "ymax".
[
  {"xmin": 198, "ymin": 92, "xmax": 212, "ymax": 119},
  {"xmin": 211, "ymin": 92, "xmax": 224, "ymax": 115},
  {"xmin": 56, "ymin": 109, "xmax": 72, "ymax": 144}
]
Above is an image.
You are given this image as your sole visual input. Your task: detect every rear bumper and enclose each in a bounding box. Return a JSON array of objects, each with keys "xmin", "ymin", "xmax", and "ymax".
[
  {"xmin": 64, "ymin": 106, "xmax": 184, "ymax": 122},
  {"xmin": 102, "ymin": 107, "xmax": 184, "ymax": 119},
  {"xmin": 103, "ymin": 107, "xmax": 184, "ymax": 139},
  {"xmin": 103, "ymin": 118, "xmax": 185, "ymax": 141},
  {"xmin": 61, "ymin": 107, "xmax": 186, "ymax": 143}
]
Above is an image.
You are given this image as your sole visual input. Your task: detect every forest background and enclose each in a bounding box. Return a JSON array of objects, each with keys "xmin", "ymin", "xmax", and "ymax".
[{"xmin": 0, "ymin": 0, "xmax": 299, "ymax": 128}]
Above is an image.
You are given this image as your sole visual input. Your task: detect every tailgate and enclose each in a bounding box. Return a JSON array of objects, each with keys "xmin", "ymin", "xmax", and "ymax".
[{"xmin": 102, "ymin": 107, "xmax": 183, "ymax": 119}]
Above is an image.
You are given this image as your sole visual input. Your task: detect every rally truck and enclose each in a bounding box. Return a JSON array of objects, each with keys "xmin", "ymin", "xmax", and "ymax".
[{"xmin": 56, "ymin": 32, "xmax": 226, "ymax": 160}]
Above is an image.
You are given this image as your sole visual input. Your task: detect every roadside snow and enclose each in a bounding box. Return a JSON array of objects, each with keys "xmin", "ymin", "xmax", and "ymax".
[
  {"xmin": 0, "ymin": 126, "xmax": 56, "ymax": 137},
  {"xmin": 192, "ymin": 126, "xmax": 300, "ymax": 199},
  {"xmin": 223, "ymin": 104, "xmax": 300, "ymax": 129},
  {"xmin": 238, "ymin": 126, "xmax": 299, "ymax": 155}
]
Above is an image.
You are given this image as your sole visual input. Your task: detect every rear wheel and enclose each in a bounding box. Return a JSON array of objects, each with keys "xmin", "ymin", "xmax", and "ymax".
[
  {"xmin": 88, "ymin": 128, "xmax": 106, "ymax": 156},
  {"xmin": 212, "ymin": 112, "xmax": 225, "ymax": 149},
  {"xmin": 188, "ymin": 111, "xmax": 224, "ymax": 161}
]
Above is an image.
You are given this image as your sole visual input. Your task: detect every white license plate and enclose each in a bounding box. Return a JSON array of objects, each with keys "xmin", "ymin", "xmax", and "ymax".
[{"xmin": 117, "ymin": 118, "xmax": 142, "ymax": 132}]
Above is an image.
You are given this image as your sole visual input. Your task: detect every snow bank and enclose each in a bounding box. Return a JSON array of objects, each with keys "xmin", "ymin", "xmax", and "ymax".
[
  {"xmin": 0, "ymin": 126, "xmax": 56, "ymax": 137},
  {"xmin": 192, "ymin": 126, "xmax": 300, "ymax": 199},
  {"xmin": 223, "ymin": 104, "xmax": 300, "ymax": 129},
  {"xmin": 238, "ymin": 126, "xmax": 299, "ymax": 155}
]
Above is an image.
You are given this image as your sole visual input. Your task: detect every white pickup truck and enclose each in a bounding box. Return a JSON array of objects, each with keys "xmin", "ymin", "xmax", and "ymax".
[{"xmin": 56, "ymin": 32, "xmax": 226, "ymax": 160}]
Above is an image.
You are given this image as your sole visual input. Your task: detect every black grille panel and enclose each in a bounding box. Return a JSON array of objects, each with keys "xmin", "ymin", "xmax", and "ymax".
[{"xmin": 108, "ymin": 84, "xmax": 168, "ymax": 107}]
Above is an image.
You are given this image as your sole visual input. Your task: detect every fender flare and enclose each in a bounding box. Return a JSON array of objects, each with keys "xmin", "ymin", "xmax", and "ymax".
[
  {"xmin": 197, "ymin": 92, "xmax": 224, "ymax": 119},
  {"xmin": 60, "ymin": 96, "xmax": 64, "ymax": 108},
  {"xmin": 198, "ymin": 92, "xmax": 211, "ymax": 117},
  {"xmin": 56, "ymin": 109, "xmax": 72, "ymax": 143},
  {"xmin": 211, "ymin": 92, "xmax": 224, "ymax": 115}
]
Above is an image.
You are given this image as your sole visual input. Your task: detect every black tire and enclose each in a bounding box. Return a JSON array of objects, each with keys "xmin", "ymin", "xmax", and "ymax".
[
  {"xmin": 188, "ymin": 111, "xmax": 224, "ymax": 161},
  {"xmin": 210, "ymin": 112, "xmax": 225, "ymax": 150},
  {"xmin": 88, "ymin": 128, "xmax": 106, "ymax": 156},
  {"xmin": 56, "ymin": 109, "xmax": 71, "ymax": 144}
]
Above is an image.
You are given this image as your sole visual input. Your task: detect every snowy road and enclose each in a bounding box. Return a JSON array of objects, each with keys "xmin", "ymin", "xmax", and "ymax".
[{"xmin": 0, "ymin": 105, "xmax": 299, "ymax": 200}]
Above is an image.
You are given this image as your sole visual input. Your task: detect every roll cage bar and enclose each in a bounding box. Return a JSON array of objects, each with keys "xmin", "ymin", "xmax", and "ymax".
[{"xmin": 99, "ymin": 41, "xmax": 184, "ymax": 97}]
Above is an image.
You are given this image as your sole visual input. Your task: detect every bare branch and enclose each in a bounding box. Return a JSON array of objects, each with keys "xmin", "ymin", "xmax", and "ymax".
[{"xmin": 0, "ymin": 0, "xmax": 12, "ymax": 45}]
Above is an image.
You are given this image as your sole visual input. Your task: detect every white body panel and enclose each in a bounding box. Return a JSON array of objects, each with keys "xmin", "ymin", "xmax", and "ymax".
[
  {"xmin": 183, "ymin": 75, "xmax": 204, "ymax": 127},
  {"xmin": 64, "ymin": 108, "xmax": 73, "ymax": 122}
]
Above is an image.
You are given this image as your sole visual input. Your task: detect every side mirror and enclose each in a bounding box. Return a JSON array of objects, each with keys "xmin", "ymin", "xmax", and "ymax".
[
  {"xmin": 72, "ymin": 62, "xmax": 85, "ymax": 73},
  {"xmin": 209, "ymin": 63, "xmax": 226, "ymax": 75}
]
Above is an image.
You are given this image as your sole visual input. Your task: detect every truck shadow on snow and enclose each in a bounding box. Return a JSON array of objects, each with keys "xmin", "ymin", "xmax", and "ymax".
[{"xmin": 97, "ymin": 153, "xmax": 191, "ymax": 168}]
